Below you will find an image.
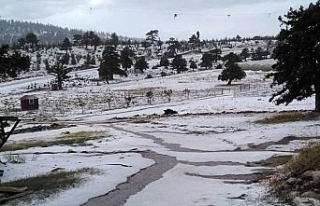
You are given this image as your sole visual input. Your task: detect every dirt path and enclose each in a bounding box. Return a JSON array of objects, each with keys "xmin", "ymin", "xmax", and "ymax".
[{"xmin": 82, "ymin": 151, "xmax": 178, "ymax": 206}]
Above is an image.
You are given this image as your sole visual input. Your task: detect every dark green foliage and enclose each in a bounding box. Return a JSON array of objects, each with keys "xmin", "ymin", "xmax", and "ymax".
[
  {"xmin": 82, "ymin": 31, "xmax": 100, "ymax": 50},
  {"xmin": 171, "ymin": 55, "xmax": 187, "ymax": 73},
  {"xmin": 110, "ymin": 32, "xmax": 119, "ymax": 48},
  {"xmin": 91, "ymin": 35, "xmax": 101, "ymax": 50},
  {"xmin": 99, "ymin": 46, "xmax": 127, "ymax": 83},
  {"xmin": 61, "ymin": 53, "xmax": 70, "ymax": 65},
  {"xmin": 200, "ymin": 53, "xmax": 214, "ymax": 69},
  {"xmin": 25, "ymin": 32, "xmax": 38, "ymax": 51},
  {"xmin": 188, "ymin": 33, "xmax": 201, "ymax": 50},
  {"xmin": 134, "ymin": 57, "xmax": 149, "ymax": 73},
  {"xmin": 268, "ymin": 1, "xmax": 320, "ymax": 111},
  {"xmin": 252, "ymin": 47, "xmax": 269, "ymax": 60},
  {"xmin": 0, "ymin": 45, "xmax": 30, "ymax": 79},
  {"xmin": 222, "ymin": 52, "xmax": 242, "ymax": 67},
  {"xmin": 120, "ymin": 46, "xmax": 135, "ymax": 71},
  {"xmin": 47, "ymin": 56, "xmax": 72, "ymax": 90},
  {"xmin": 85, "ymin": 54, "xmax": 91, "ymax": 66},
  {"xmin": 61, "ymin": 38, "xmax": 71, "ymax": 53},
  {"xmin": 160, "ymin": 56, "xmax": 169, "ymax": 67},
  {"xmin": 216, "ymin": 63, "xmax": 223, "ymax": 69},
  {"xmin": 189, "ymin": 60, "xmax": 198, "ymax": 70},
  {"xmin": 90, "ymin": 56, "xmax": 96, "ymax": 65},
  {"xmin": 73, "ymin": 34, "xmax": 82, "ymax": 46},
  {"xmin": 146, "ymin": 30, "xmax": 159, "ymax": 47},
  {"xmin": 218, "ymin": 63, "xmax": 246, "ymax": 85},
  {"xmin": 240, "ymin": 48, "xmax": 250, "ymax": 61},
  {"xmin": 209, "ymin": 48, "xmax": 222, "ymax": 63},
  {"xmin": 71, "ymin": 54, "xmax": 77, "ymax": 65},
  {"xmin": 166, "ymin": 37, "xmax": 181, "ymax": 55}
]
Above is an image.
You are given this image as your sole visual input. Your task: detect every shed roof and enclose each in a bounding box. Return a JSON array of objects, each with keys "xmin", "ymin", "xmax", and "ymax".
[{"xmin": 20, "ymin": 95, "xmax": 38, "ymax": 100}]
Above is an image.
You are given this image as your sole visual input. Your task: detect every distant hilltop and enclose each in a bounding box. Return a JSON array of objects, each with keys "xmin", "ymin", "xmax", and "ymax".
[{"xmin": 0, "ymin": 19, "xmax": 138, "ymax": 45}]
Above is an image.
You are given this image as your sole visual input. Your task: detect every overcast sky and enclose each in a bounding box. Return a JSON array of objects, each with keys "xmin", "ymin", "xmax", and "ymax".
[{"xmin": 0, "ymin": 0, "xmax": 317, "ymax": 40}]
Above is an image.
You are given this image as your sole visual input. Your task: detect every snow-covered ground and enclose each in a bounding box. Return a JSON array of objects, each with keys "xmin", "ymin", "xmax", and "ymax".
[{"xmin": 0, "ymin": 55, "xmax": 318, "ymax": 206}]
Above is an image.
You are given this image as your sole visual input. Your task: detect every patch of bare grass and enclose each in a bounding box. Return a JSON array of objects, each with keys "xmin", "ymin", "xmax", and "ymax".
[
  {"xmin": 256, "ymin": 112, "xmax": 319, "ymax": 124},
  {"xmin": 1, "ymin": 131, "xmax": 107, "ymax": 152},
  {"xmin": 0, "ymin": 167, "xmax": 102, "ymax": 204}
]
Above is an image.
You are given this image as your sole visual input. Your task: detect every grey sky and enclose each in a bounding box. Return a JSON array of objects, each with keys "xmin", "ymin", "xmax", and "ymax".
[{"xmin": 0, "ymin": 0, "xmax": 316, "ymax": 40}]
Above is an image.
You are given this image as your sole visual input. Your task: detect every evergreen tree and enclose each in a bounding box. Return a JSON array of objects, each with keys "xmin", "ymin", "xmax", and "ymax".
[
  {"xmin": 90, "ymin": 56, "xmax": 96, "ymax": 65},
  {"xmin": 200, "ymin": 53, "xmax": 214, "ymax": 69},
  {"xmin": 218, "ymin": 63, "xmax": 246, "ymax": 85},
  {"xmin": 120, "ymin": 46, "xmax": 135, "ymax": 71},
  {"xmin": 25, "ymin": 32, "xmax": 38, "ymax": 51},
  {"xmin": 134, "ymin": 57, "xmax": 149, "ymax": 73},
  {"xmin": 189, "ymin": 60, "xmax": 198, "ymax": 70},
  {"xmin": 171, "ymin": 55, "xmax": 187, "ymax": 73},
  {"xmin": 166, "ymin": 37, "xmax": 181, "ymax": 56},
  {"xmin": 110, "ymin": 32, "xmax": 119, "ymax": 48},
  {"xmin": 160, "ymin": 56, "xmax": 169, "ymax": 67},
  {"xmin": 268, "ymin": 1, "xmax": 320, "ymax": 111},
  {"xmin": 188, "ymin": 33, "xmax": 201, "ymax": 50},
  {"xmin": 252, "ymin": 47, "xmax": 269, "ymax": 60},
  {"xmin": 240, "ymin": 48, "xmax": 250, "ymax": 61},
  {"xmin": 61, "ymin": 38, "xmax": 72, "ymax": 54},
  {"xmin": 222, "ymin": 52, "xmax": 242, "ymax": 67},
  {"xmin": 47, "ymin": 57, "xmax": 72, "ymax": 90},
  {"xmin": 210, "ymin": 48, "xmax": 222, "ymax": 63},
  {"xmin": 73, "ymin": 34, "xmax": 82, "ymax": 46},
  {"xmin": 71, "ymin": 54, "xmax": 77, "ymax": 65},
  {"xmin": 99, "ymin": 46, "xmax": 127, "ymax": 83},
  {"xmin": 0, "ymin": 45, "xmax": 30, "ymax": 79},
  {"xmin": 91, "ymin": 35, "xmax": 101, "ymax": 51}
]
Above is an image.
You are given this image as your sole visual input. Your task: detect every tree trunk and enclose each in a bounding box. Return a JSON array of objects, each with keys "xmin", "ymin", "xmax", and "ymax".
[
  {"xmin": 316, "ymin": 85, "xmax": 320, "ymax": 112},
  {"xmin": 227, "ymin": 79, "xmax": 232, "ymax": 85},
  {"xmin": 57, "ymin": 74, "xmax": 62, "ymax": 90}
]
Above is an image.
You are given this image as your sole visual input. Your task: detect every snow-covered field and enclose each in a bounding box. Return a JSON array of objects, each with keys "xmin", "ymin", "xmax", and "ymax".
[{"xmin": 0, "ymin": 56, "xmax": 318, "ymax": 206}]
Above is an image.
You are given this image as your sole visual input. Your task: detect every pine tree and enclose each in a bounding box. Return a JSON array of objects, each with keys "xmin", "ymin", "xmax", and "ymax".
[
  {"xmin": 171, "ymin": 55, "xmax": 187, "ymax": 73},
  {"xmin": 240, "ymin": 48, "xmax": 250, "ymax": 61},
  {"xmin": 25, "ymin": 32, "xmax": 38, "ymax": 51},
  {"xmin": 61, "ymin": 38, "xmax": 71, "ymax": 54},
  {"xmin": 99, "ymin": 46, "xmax": 127, "ymax": 83},
  {"xmin": 47, "ymin": 57, "xmax": 72, "ymax": 90},
  {"xmin": 134, "ymin": 57, "xmax": 149, "ymax": 73},
  {"xmin": 160, "ymin": 56, "xmax": 169, "ymax": 67},
  {"xmin": 120, "ymin": 46, "xmax": 135, "ymax": 71},
  {"xmin": 200, "ymin": 53, "xmax": 214, "ymax": 69},
  {"xmin": 218, "ymin": 63, "xmax": 246, "ymax": 85},
  {"xmin": 189, "ymin": 60, "xmax": 198, "ymax": 70},
  {"xmin": 223, "ymin": 52, "xmax": 242, "ymax": 67},
  {"xmin": 268, "ymin": 1, "xmax": 320, "ymax": 111}
]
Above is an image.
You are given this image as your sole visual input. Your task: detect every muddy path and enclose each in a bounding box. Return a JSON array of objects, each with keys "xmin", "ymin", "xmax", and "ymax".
[
  {"xmin": 82, "ymin": 151, "xmax": 178, "ymax": 206},
  {"xmin": 81, "ymin": 122, "xmax": 300, "ymax": 206}
]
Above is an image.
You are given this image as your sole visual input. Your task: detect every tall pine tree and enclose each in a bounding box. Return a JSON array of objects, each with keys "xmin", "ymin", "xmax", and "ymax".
[
  {"xmin": 268, "ymin": 1, "xmax": 320, "ymax": 111},
  {"xmin": 99, "ymin": 46, "xmax": 127, "ymax": 83}
]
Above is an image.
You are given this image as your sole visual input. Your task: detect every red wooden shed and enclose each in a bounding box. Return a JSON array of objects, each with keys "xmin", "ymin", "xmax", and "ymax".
[{"xmin": 20, "ymin": 95, "xmax": 39, "ymax": 111}]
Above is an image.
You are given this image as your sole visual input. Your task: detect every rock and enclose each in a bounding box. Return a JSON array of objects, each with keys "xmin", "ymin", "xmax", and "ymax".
[
  {"xmin": 163, "ymin": 109, "xmax": 178, "ymax": 115},
  {"xmin": 302, "ymin": 170, "xmax": 314, "ymax": 180},
  {"xmin": 311, "ymin": 171, "xmax": 320, "ymax": 181},
  {"xmin": 286, "ymin": 177, "xmax": 298, "ymax": 185},
  {"xmin": 61, "ymin": 131, "xmax": 70, "ymax": 135},
  {"xmin": 302, "ymin": 170, "xmax": 320, "ymax": 181},
  {"xmin": 301, "ymin": 191, "xmax": 318, "ymax": 198}
]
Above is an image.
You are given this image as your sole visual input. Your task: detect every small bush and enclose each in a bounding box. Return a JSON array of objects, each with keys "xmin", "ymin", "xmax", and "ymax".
[{"xmin": 268, "ymin": 143, "xmax": 320, "ymax": 203}]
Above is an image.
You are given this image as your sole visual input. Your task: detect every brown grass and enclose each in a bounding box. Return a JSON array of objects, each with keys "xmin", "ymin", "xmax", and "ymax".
[
  {"xmin": 255, "ymin": 112, "xmax": 319, "ymax": 124},
  {"xmin": 1, "ymin": 131, "xmax": 107, "ymax": 152}
]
